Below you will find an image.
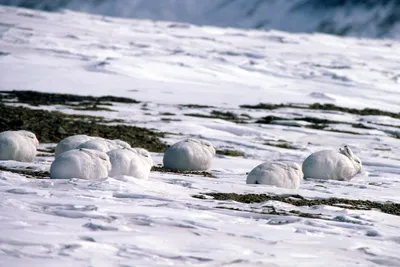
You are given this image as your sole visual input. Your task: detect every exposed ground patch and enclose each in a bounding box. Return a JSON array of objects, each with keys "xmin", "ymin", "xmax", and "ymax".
[
  {"xmin": 264, "ymin": 141, "xmax": 299, "ymax": 150},
  {"xmin": 216, "ymin": 149, "xmax": 245, "ymax": 157},
  {"xmin": 72, "ymin": 105, "xmax": 115, "ymax": 112},
  {"xmin": 159, "ymin": 112, "xmax": 176, "ymax": 116},
  {"xmin": 36, "ymin": 153, "xmax": 53, "ymax": 157},
  {"xmin": 309, "ymin": 103, "xmax": 400, "ymax": 119},
  {"xmin": 180, "ymin": 104, "xmax": 215, "ymax": 109},
  {"xmin": 178, "ymin": 102, "xmax": 398, "ymax": 138},
  {"xmin": 0, "ymin": 165, "xmax": 50, "ymax": 179},
  {"xmin": 215, "ymin": 205, "xmax": 323, "ymax": 220},
  {"xmin": 161, "ymin": 118, "xmax": 182, "ymax": 122},
  {"xmin": 256, "ymin": 115, "xmax": 340, "ymax": 127},
  {"xmin": 0, "ymin": 90, "xmax": 139, "ymax": 107},
  {"xmin": 240, "ymin": 103, "xmax": 297, "ymax": 110},
  {"xmin": 241, "ymin": 102, "xmax": 400, "ymax": 119},
  {"xmin": 151, "ymin": 166, "xmax": 216, "ymax": 178},
  {"xmin": 255, "ymin": 115, "xmax": 385, "ymax": 136},
  {"xmin": 193, "ymin": 193, "xmax": 400, "ymax": 216},
  {"xmin": 37, "ymin": 147, "xmax": 55, "ymax": 153},
  {"xmin": 327, "ymin": 129, "xmax": 361, "ymax": 135},
  {"xmin": 185, "ymin": 110, "xmax": 250, "ymax": 123},
  {"xmin": 0, "ymin": 104, "xmax": 167, "ymax": 152},
  {"xmin": 352, "ymin": 123, "xmax": 375, "ymax": 130}
]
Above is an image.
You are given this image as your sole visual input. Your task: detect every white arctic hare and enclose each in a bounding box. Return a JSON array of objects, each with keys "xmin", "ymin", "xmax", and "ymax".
[
  {"xmin": 246, "ymin": 161, "xmax": 303, "ymax": 190},
  {"xmin": 302, "ymin": 145, "xmax": 362, "ymax": 181},
  {"xmin": 132, "ymin": 147, "xmax": 153, "ymax": 167},
  {"xmin": 0, "ymin": 130, "xmax": 39, "ymax": 162},
  {"xmin": 76, "ymin": 138, "xmax": 130, "ymax": 153},
  {"xmin": 107, "ymin": 147, "xmax": 153, "ymax": 179},
  {"xmin": 55, "ymin": 135, "xmax": 131, "ymax": 156},
  {"xmin": 55, "ymin": 135, "xmax": 93, "ymax": 156},
  {"xmin": 163, "ymin": 138, "xmax": 215, "ymax": 171},
  {"xmin": 111, "ymin": 139, "xmax": 131, "ymax": 149},
  {"xmin": 50, "ymin": 148, "xmax": 111, "ymax": 180}
]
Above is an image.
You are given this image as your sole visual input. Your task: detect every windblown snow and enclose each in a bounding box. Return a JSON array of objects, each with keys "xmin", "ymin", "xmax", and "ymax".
[{"xmin": 0, "ymin": 5, "xmax": 400, "ymax": 267}]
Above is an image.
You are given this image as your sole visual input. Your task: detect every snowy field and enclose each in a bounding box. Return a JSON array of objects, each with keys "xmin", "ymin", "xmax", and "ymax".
[
  {"xmin": 2, "ymin": 0, "xmax": 400, "ymax": 39},
  {"xmin": 1, "ymin": 5, "xmax": 400, "ymax": 267}
]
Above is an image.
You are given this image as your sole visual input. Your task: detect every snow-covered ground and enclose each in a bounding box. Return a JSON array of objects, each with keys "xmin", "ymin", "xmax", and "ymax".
[
  {"xmin": 2, "ymin": 0, "xmax": 400, "ymax": 38},
  {"xmin": 0, "ymin": 5, "xmax": 400, "ymax": 267}
]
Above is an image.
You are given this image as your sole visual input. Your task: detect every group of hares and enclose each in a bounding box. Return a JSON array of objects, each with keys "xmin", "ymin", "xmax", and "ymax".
[{"xmin": 0, "ymin": 130, "xmax": 363, "ymax": 189}]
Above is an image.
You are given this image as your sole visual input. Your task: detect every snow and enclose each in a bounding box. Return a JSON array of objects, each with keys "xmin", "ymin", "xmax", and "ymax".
[
  {"xmin": 2, "ymin": 0, "xmax": 400, "ymax": 38},
  {"xmin": 0, "ymin": 6, "xmax": 399, "ymax": 111},
  {"xmin": 1, "ymin": 5, "xmax": 400, "ymax": 267}
]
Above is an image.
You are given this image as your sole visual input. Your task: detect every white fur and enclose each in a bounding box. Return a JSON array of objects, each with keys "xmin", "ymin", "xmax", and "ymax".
[
  {"xmin": 76, "ymin": 138, "xmax": 125, "ymax": 153},
  {"xmin": 111, "ymin": 139, "xmax": 131, "ymax": 149},
  {"xmin": 55, "ymin": 135, "xmax": 93, "ymax": 156},
  {"xmin": 132, "ymin": 147, "xmax": 153, "ymax": 167},
  {"xmin": 50, "ymin": 148, "xmax": 111, "ymax": 180},
  {"xmin": 107, "ymin": 147, "xmax": 153, "ymax": 179},
  {"xmin": 55, "ymin": 136, "xmax": 131, "ymax": 156},
  {"xmin": 0, "ymin": 130, "xmax": 39, "ymax": 162},
  {"xmin": 163, "ymin": 138, "xmax": 215, "ymax": 171},
  {"xmin": 302, "ymin": 146, "xmax": 362, "ymax": 181},
  {"xmin": 246, "ymin": 161, "xmax": 303, "ymax": 189}
]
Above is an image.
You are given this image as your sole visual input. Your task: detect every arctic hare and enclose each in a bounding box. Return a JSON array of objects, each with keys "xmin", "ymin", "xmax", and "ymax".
[
  {"xmin": 55, "ymin": 135, "xmax": 131, "ymax": 156},
  {"xmin": 246, "ymin": 161, "xmax": 303, "ymax": 189},
  {"xmin": 0, "ymin": 130, "xmax": 39, "ymax": 162},
  {"xmin": 163, "ymin": 138, "xmax": 215, "ymax": 171},
  {"xmin": 302, "ymin": 146, "xmax": 362, "ymax": 181},
  {"xmin": 107, "ymin": 147, "xmax": 153, "ymax": 179},
  {"xmin": 50, "ymin": 148, "xmax": 111, "ymax": 180}
]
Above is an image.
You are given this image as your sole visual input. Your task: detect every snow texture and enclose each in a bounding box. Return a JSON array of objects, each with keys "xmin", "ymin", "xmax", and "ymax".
[
  {"xmin": 1, "ymin": 0, "xmax": 400, "ymax": 38},
  {"xmin": 0, "ymin": 5, "xmax": 400, "ymax": 267}
]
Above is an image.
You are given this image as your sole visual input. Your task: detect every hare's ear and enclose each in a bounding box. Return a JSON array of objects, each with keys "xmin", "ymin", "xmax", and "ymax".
[
  {"xmin": 99, "ymin": 153, "xmax": 108, "ymax": 161},
  {"xmin": 344, "ymin": 146, "xmax": 355, "ymax": 158},
  {"xmin": 354, "ymin": 156, "xmax": 362, "ymax": 165}
]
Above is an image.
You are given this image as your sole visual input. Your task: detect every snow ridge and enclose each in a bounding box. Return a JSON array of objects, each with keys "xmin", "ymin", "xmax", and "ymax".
[{"xmin": 1, "ymin": 0, "xmax": 400, "ymax": 38}]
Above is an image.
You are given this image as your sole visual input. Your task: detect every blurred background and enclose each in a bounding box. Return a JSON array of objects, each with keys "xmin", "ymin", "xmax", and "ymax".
[{"xmin": 1, "ymin": 0, "xmax": 399, "ymax": 39}]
